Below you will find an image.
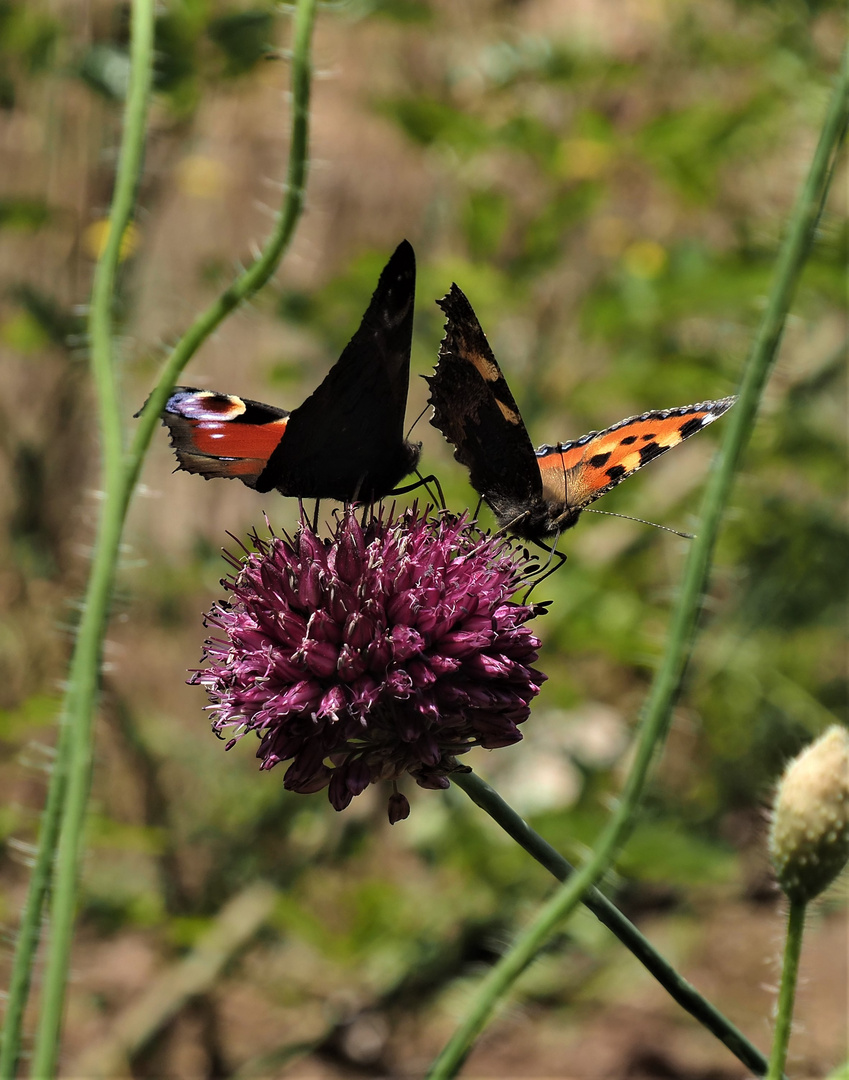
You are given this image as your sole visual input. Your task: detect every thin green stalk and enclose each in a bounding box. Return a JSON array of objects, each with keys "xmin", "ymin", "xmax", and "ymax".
[
  {"xmin": 27, "ymin": 2, "xmax": 156, "ymax": 1075},
  {"xmin": 766, "ymin": 901, "xmax": 806, "ymax": 1080},
  {"xmin": 5, "ymin": 3, "xmax": 318, "ymax": 1076},
  {"xmin": 1, "ymin": 4, "xmax": 155, "ymax": 1074},
  {"xmin": 589, "ymin": 41, "xmax": 848, "ymax": 903},
  {"xmin": 0, "ymin": 706, "xmax": 68, "ymax": 1080},
  {"xmin": 452, "ymin": 771, "xmax": 771, "ymax": 1078},
  {"xmin": 430, "ymin": 49, "xmax": 848, "ymax": 1080}
]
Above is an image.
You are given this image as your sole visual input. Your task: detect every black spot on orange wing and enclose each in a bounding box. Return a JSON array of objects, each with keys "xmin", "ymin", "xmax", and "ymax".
[
  {"xmin": 678, "ymin": 416, "xmax": 706, "ymax": 439},
  {"xmin": 638, "ymin": 440, "xmax": 665, "ymax": 465}
]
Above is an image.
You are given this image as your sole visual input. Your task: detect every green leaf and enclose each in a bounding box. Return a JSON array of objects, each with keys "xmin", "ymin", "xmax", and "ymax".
[
  {"xmin": 0, "ymin": 198, "xmax": 50, "ymax": 230},
  {"xmin": 78, "ymin": 43, "xmax": 131, "ymax": 101},
  {"xmin": 207, "ymin": 10, "xmax": 274, "ymax": 76}
]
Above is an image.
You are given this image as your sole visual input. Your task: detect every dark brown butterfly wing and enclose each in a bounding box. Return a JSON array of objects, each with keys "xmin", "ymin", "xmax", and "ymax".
[
  {"xmin": 257, "ymin": 239, "xmax": 420, "ymax": 500},
  {"xmin": 426, "ymin": 285, "xmax": 544, "ymax": 530}
]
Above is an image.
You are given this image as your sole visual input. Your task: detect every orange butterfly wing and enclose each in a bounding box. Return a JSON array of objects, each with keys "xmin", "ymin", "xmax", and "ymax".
[
  {"xmin": 536, "ymin": 398, "xmax": 736, "ymax": 514},
  {"xmin": 160, "ymin": 389, "xmax": 290, "ymax": 486}
]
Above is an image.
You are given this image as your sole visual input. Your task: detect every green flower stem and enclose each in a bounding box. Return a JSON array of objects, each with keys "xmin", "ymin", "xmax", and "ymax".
[
  {"xmin": 0, "ymin": 707, "xmax": 69, "ymax": 1080},
  {"xmin": 2, "ymin": 3, "xmax": 318, "ymax": 1077},
  {"xmin": 26, "ymin": 3, "xmax": 156, "ymax": 1074},
  {"xmin": 451, "ymin": 772, "xmax": 771, "ymax": 1077},
  {"xmin": 766, "ymin": 900, "xmax": 806, "ymax": 1080},
  {"xmin": 2, "ymin": 5, "xmax": 156, "ymax": 1076},
  {"xmin": 431, "ymin": 49, "xmax": 848, "ymax": 1080}
]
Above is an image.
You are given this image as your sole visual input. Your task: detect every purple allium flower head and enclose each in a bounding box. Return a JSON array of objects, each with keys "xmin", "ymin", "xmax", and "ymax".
[{"xmin": 192, "ymin": 507, "xmax": 546, "ymax": 821}]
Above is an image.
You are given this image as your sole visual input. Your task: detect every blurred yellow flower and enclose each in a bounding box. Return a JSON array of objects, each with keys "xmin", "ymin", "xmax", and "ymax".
[
  {"xmin": 83, "ymin": 219, "xmax": 141, "ymax": 261},
  {"xmin": 556, "ymin": 138, "xmax": 613, "ymax": 180},
  {"xmin": 622, "ymin": 239, "xmax": 667, "ymax": 279},
  {"xmin": 176, "ymin": 154, "xmax": 226, "ymax": 199}
]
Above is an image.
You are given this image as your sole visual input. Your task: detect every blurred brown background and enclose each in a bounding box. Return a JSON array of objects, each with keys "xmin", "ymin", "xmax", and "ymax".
[{"xmin": 0, "ymin": 0, "xmax": 846, "ymax": 1076}]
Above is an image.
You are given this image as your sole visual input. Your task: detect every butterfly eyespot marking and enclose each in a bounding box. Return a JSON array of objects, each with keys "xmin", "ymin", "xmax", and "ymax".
[{"xmin": 168, "ymin": 390, "xmax": 249, "ymax": 422}]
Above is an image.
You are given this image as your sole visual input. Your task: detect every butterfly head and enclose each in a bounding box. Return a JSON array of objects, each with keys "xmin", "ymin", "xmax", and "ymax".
[{"xmin": 491, "ymin": 494, "xmax": 582, "ymax": 541}]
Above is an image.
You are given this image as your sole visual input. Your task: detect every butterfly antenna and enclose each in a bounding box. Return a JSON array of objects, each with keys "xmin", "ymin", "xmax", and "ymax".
[
  {"xmin": 406, "ymin": 402, "xmax": 430, "ymax": 440},
  {"xmin": 583, "ymin": 507, "xmax": 694, "ymax": 539}
]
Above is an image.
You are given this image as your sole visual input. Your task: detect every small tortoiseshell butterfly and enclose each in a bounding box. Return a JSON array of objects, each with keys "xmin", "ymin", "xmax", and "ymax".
[
  {"xmin": 155, "ymin": 240, "xmax": 421, "ymax": 503},
  {"xmin": 427, "ymin": 284, "xmax": 735, "ymax": 543}
]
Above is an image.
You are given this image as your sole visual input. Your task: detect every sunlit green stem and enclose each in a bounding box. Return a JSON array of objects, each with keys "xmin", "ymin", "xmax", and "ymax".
[
  {"xmin": 430, "ymin": 46, "xmax": 848, "ymax": 1080},
  {"xmin": 1, "ymin": 4, "xmax": 153, "ymax": 1075},
  {"xmin": 451, "ymin": 772, "xmax": 770, "ymax": 1078},
  {"xmin": 29, "ymin": 0, "xmax": 156, "ymax": 1071},
  {"xmin": 4, "ymin": 3, "xmax": 317, "ymax": 1077},
  {"xmin": 766, "ymin": 901, "xmax": 806, "ymax": 1080},
  {"xmin": 0, "ymin": 706, "xmax": 69, "ymax": 1080}
]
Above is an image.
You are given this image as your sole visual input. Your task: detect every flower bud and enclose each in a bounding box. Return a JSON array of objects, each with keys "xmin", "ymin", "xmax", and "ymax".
[
  {"xmin": 387, "ymin": 792, "xmax": 410, "ymax": 824},
  {"xmin": 769, "ymin": 726, "xmax": 849, "ymax": 904}
]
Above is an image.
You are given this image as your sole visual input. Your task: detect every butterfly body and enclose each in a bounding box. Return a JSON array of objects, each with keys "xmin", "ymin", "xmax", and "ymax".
[
  {"xmin": 154, "ymin": 240, "xmax": 421, "ymax": 503},
  {"xmin": 427, "ymin": 284, "xmax": 735, "ymax": 542}
]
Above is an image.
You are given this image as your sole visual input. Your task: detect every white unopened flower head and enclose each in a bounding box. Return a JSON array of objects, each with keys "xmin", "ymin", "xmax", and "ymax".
[{"xmin": 769, "ymin": 726, "xmax": 849, "ymax": 904}]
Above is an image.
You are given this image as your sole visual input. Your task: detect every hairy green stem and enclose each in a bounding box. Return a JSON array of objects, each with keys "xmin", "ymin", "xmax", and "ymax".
[
  {"xmin": 4, "ymin": 5, "xmax": 156, "ymax": 1076},
  {"xmin": 766, "ymin": 901, "xmax": 806, "ymax": 1080},
  {"xmin": 452, "ymin": 772, "xmax": 771, "ymax": 1077},
  {"xmin": 28, "ymin": 3, "xmax": 157, "ymax": 1074},
  {"xmin": 430, "ymin": 48, "xmax": 848, "ymax": 1080},
  {"xmin": 3, "ymin": 3, "xmax": 317, "ymax": 1076},
  {"xmin": 0, "ymin": 708, "xmax": 69, "ymax": 1080}
]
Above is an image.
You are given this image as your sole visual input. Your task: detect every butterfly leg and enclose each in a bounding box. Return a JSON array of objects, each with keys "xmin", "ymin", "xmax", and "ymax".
[
  {"xmin": 385, "ymin": 472, "xmax": 446, "ymax": 510},
  {"xmin": 419, "ymin": 471, "xmax": 446, "ymax": 510},
  {"xmin": 312, "ymin": 499, "xmax": 321, "ymax": 533},
  {"xmin": 522, "ymin": 537, "xmax": 567, "ymax": 600}
]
